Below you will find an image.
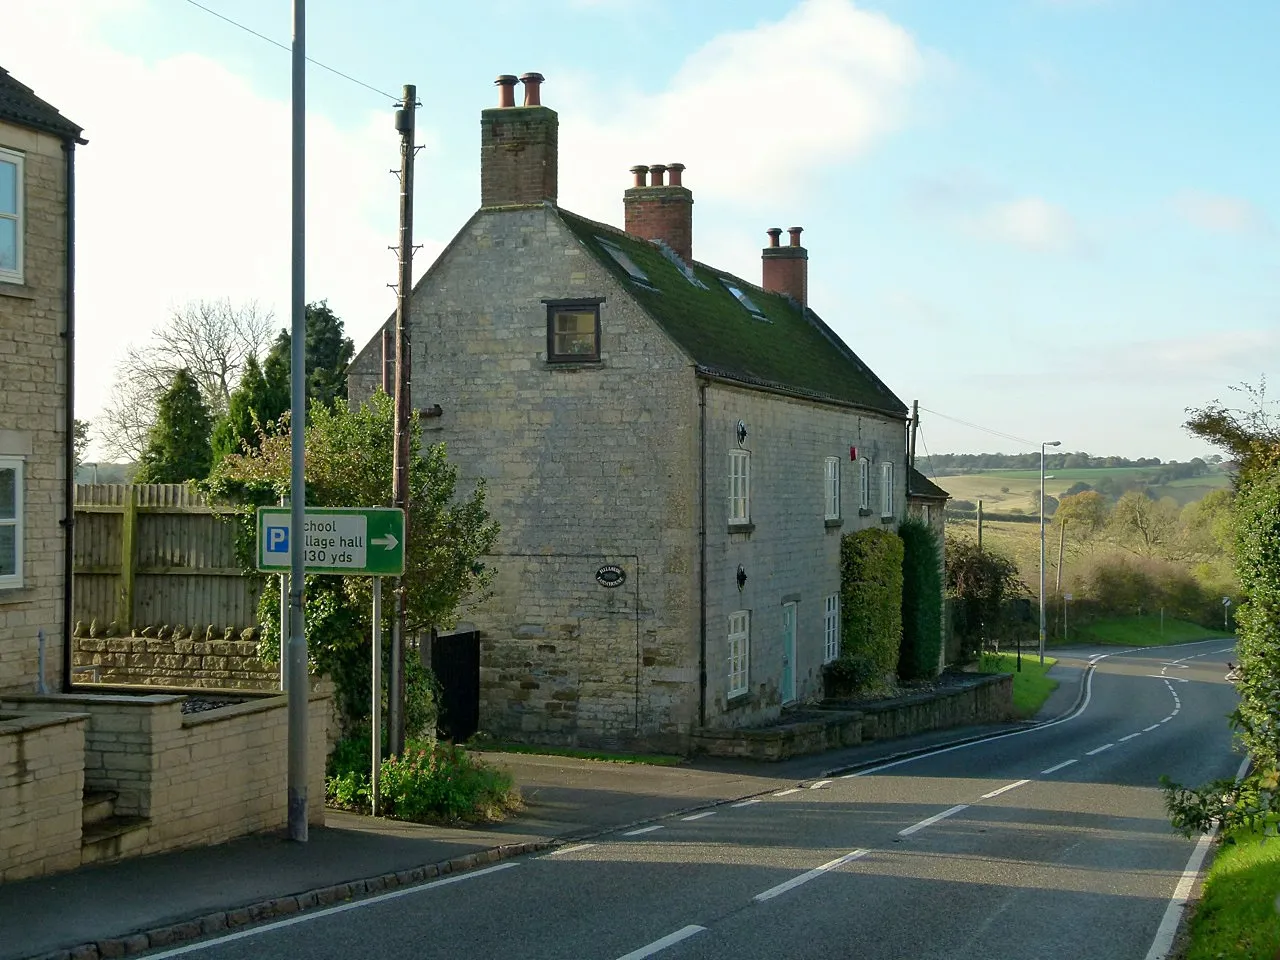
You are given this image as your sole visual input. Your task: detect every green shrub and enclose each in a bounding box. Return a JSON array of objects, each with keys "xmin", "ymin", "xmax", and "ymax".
[
  {"xmin": 899, "ymin": 518, "xmax": 943, "ymax": 680},
  {"xmin": 839, "ymin": 528, "xmax": 904, "ymax": 687},
  {"xmin": 945, "ymin": 538, "xmax": 1024, "ymax": 661},
  {"xmin": 821, "ymin": 653, "xmax": 880, "ymax": 699},
  {"xmin": 380, "ymin": 741, "xmax": 520, "ymax": 823}
]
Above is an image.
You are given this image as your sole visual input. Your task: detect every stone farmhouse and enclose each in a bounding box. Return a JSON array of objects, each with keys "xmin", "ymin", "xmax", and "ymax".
[{"xmin": 349, "ymin": 73, "xmax": 920, "ymax": 752}]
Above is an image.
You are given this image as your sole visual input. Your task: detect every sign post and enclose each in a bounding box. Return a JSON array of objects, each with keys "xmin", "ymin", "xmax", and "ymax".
[{"xmin": 257, "ymin": 507, "xmax": 405, "ymax": 824}]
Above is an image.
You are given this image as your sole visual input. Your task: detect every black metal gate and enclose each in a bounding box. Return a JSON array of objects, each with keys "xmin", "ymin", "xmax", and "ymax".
[{"xmin": 430, "ymin": 630, "xmax": 480, "ymax": 742}]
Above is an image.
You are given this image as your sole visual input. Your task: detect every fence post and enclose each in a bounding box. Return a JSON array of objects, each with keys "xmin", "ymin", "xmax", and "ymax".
[{"xmin": 118, "ymin": 486, "xmax": 137, "ymax": 631}]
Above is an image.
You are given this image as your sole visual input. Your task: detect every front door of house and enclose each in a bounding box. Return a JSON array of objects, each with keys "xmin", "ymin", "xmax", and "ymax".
[{"xmin": 781, "ymin": 602, "xmax": 797, "ymax": 704}]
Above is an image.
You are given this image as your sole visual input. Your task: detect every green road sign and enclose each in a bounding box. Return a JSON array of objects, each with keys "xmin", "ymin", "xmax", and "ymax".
[{"xmin": 256, "ymin": 507, "xmax": 405, "ymax": 576}]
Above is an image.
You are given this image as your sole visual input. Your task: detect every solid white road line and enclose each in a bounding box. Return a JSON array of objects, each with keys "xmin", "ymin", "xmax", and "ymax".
[
  {"xmin": 546, "ymin": 843, "xmax": 596, "ymax": 857},
  {"xmin": 1041, "ymin": 759, "xmax": 1078, "ymax": 775},
  {"xmin": 1119, "ymin": 733, "xmax": 1142, "ymax": 742},
  {"xmin": 731, "ymin": 798, "xmax": 763, "ymax": 808},
  {"xmin": 772, "ymin": 788, "xmax": 802, "ymax": 797},
  {"xmin": 623, "ymin": 825, "xmax": 664, "ymax": 837},
  {"xmin": 1143, "ymin": 756, "xmax": 1252, "ymax": 960},
  {"xmin": 980, "ymin": 779, "xmax": 1030, "ymax": 800},
  {"xmin": 899, "ymin": 804, "xmax": 969, "ymax": 837},
  {"xmin": 1144, "ymin": 724, "xmax": 1161, "ymax": 732},
  {"xmin": 616, "ymin": 924, "xmax": 708, "ymax": 960},
  {"xmin": 682, "ymin": 810, "xmax": 717, "ymax": 821},
  {"xmin": 141, "ymin": 863, "xmax": 518, "ymax": 958},
  {"xmin": 1161, "ymin": 717, "xmax": 1173, "ymax": 723},
  {"xmin": 1086, "ymin": 744, "xmax": 1114, "ymax": 756},
  {"xmin": 753, "ymin": 849, "xmax": 869, "ymax": 902},
  {"xmin": 809, "ymin": 780, "xmax": 832, "ymax": 790}
]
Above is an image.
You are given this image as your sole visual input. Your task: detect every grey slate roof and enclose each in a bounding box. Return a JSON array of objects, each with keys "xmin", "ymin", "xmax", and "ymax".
[
  {"xmin": 908, "ymin": 466, "xmax": 950, "ymax": 500},
  {"xmin": 0, "ymin": 67, "xmax": 85, "ymax": 142}
]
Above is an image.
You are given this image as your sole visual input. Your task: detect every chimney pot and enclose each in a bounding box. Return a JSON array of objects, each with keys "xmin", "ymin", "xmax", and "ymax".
[
  {"xmin": 649, "ymin": 163, "xmax": 667, "ymax": 187},
  {"xmin": 762, "ymin": 225, "xmax": 808, "ymax": 306},
  {"xmin": 788, "ymin": 226, "xmax": 804, "ymax": 247},
  {"xmin": 668, "ymin": 162, "xmax": 686, "ymax": 186},
  {"xmin": 630, "ymin": 164, "xmax": 650, "ymax": 188},
  {"xmin": 494, "ymin": 74, "xmax": 518, "ymax": 108},
  {"xmin": 520, "ymin": 72, "xmax": 545, "ymax": 107},
  {"xmin": 766, "ymin": 227, "xmax": 782, "ymax": 248}
]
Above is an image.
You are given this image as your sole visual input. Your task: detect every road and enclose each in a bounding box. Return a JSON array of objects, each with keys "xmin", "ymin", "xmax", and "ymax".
[{"xmin": 143, "ymin": 641, "xmax": 1242, "ymax": 960}]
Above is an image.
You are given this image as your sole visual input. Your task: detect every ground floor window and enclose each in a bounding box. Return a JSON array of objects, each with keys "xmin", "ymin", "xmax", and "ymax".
[
  {"xmin": 0, "ymin": 457, "xmax": 23, "ymax": 588},
  {"xmin": 728, "ymin": 609, "xmax": 750, "ymax": 696},
  {"xmin": 824, "ymin": 594, "xmax": 840, "ymax": 663}
]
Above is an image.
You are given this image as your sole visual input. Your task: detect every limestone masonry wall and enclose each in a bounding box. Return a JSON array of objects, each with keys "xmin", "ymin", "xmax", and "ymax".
[
  {"xmin": 73, "ymin": 634, "xmax": 278, "ymax": 690},
  {"xmin": 0, "ymin": 711, "xmax": 86, "ymax": 881}
]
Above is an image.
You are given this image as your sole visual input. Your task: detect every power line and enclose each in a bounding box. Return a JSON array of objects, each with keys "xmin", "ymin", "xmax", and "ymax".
[
  {"xmin": 919, "ymin": 406, "xmax": 1035, "ymax": 447},
  {"xmin": 182, "ymin": 0, "xmax": 400, "ymax": 102}
]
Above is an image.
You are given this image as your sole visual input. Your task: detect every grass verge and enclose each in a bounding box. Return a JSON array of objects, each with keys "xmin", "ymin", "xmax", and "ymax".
[
  {"xmin": 1067, "ymin": 616, "xmax": 1232, "ymax": 647},
  {"xmin": 470, "ymin": 740, "xmax": 686, "ymax": 767},
  {"xmin": 1182, "ymin": 827, "xmax": 1280, "ymax": 960},
  {"xmin": 977, "ymin": 651, "xmax": 1059, "ymax": 718}
]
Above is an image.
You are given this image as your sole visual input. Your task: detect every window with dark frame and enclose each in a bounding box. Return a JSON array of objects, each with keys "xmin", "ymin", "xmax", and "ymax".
[{"xmin": 544, "ymin": 298, "xmax": 603, "ymax": 363}]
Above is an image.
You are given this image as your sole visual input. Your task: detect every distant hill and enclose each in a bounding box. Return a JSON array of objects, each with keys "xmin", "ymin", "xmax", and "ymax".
[
  {"xmin": 76, "ymin": 462, "xmax": 136, "ymax": 484},
  {"xmin": 923, "ymin": 452, "xmax": 1221, "ymax": 475}
]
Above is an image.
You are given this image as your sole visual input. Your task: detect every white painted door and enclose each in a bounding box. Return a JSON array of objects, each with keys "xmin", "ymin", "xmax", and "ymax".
[{"xmin": 781, "ymin": 602, "xmax": 797, "ymax": 704}]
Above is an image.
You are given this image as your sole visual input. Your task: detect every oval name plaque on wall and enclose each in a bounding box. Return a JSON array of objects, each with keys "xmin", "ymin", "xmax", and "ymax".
[{"xmin": 595, "ymin": 564, "xmax": 626, "ymax": 588}]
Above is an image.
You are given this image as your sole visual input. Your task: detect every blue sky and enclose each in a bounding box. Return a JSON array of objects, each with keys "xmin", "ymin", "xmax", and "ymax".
[{"xmin": 5, "ymin": 0, "xmax": 1275, "ymax": 462}]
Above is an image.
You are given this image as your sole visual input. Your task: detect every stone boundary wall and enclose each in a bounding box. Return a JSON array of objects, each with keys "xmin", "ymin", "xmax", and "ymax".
[
  {"xmin": 74, "ymin": 634, "xmax": 279, "ymax": 691},
  {"xmin": 0, "ymin": 711, "xmax": 87, "ymax": 882},
  {"xmin": 691, "ymin": 673, "xmax": 1013, "ymax": 761}
]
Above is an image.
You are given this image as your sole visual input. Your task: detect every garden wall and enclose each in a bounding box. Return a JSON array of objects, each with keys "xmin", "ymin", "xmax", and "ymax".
[{"xmin": 0, "ymin": 712, "xmax": 87, "ymax": 881}]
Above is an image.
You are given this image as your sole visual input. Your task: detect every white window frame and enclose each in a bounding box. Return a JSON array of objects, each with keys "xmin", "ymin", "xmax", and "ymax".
[
  {"xmin": 824, "ymin": 594, "xmax": 840, "ymax": 663},
  {"xmin": 0, "ymin": 456, "xmax": 24, "ymax": 589},
  {"xmin": 824, "ymin": 457, "xmax": 841, "ymax": 520},
  {"xmin": 919, "ymin": 503, "xmax": 931, "ymax": 524},
  {"xmin": 728, "ymin": 449, "xmax": 750, "ymax": 524},
  {"xmin": 727, "ymin": 609, "xmax": 750, "ymax": 697},
  {"xmin": 858, "ymin": 458, "xmax": 870, "ymax": 512},
  {"xmin": 881, "ymin": 461, "xmax": 895, "ymax": 518},
  {"xmin": 0, "ymin": 147, "xmax": 24, "ymax": 285}
]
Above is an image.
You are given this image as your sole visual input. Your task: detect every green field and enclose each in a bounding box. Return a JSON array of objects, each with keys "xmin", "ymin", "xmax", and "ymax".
[
  {"xmin": 936, "ymin": 469, "xmax": 1229, "ymax": 513},
  {"xmin": 975, "ymin": 652, "xmax": 1058, "ymax": 717},
  {"xmin": 1065, "ymin": 615, "xmax": 1232, "ymax": 647}
]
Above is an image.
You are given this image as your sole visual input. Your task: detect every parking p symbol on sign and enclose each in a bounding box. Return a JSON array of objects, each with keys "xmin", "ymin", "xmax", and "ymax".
[{"xmin": 266, "ymin": 525, "xmax": 289, "ymax": 555}]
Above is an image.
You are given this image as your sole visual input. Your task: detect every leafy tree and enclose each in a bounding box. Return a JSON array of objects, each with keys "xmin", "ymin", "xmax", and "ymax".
[
  {"xmin": 1180, "ymin": 489, "xmax": 1234, "ymax": 559},
  {"xmin": 263, "ymin": 300, "xmax": 355, "ymax": 412},
  {"xmin": 204, "ymin": 393, "xmax": 499, "ymax": 736},
  {"xmin": 1108, "ymin": 490, "xmax": 1182, "ymax": 558},
  {"xmin": 210, "ymin": 355, "xmax": 291, "ymax": 463},
  {"xmin": 133, "ymin": 369, "xmax": 213, "ymax": 483},
  {"xmin": 73, "ymin": 418, "xmax": 91, "ymax": 467},
  {"xmin": 1184, "ymin": 378, "xmax": 1279, "ymax": 467},
  {"xmin": 1054, "ymin": 490, "xmax": 1109, "ymax": 543},
  {"xmin": 945, "ymin": 539, "xmax": 1024, "ymax": 661}
]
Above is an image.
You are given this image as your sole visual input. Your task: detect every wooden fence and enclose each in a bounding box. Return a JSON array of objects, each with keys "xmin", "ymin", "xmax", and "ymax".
[{"xmin": 74, "ymin": 484, "xmax": 263, "ymax": 632}]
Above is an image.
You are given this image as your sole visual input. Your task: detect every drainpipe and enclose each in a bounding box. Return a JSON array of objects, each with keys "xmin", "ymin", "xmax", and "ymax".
[
  {"xmin": 698, "ymin": 383, "xmax": 707, "ymax": 728},
  {"xmin": 60, "ymin": 139, "xmax": 77, "ymax": 692}
]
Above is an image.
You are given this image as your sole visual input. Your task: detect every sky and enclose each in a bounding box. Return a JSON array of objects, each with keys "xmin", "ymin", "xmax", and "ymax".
[{"xmin": 4, "ymin": 0, "xmax": 1276, "ymax": 464}]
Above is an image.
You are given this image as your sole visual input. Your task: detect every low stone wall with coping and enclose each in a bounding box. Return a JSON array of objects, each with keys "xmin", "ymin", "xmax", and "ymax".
[
  {"xmin": 73, "ymin": 634, "xmax": 279, "ymax": 690},
  {"xmin": 0, "ymin": 711, "xmax": 88, "ymax": 882}
]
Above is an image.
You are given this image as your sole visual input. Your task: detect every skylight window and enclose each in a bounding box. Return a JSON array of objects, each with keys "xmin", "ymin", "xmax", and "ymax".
[
  {"xmin": 721, "ymin": 279, "xmax": 767, "ymax": 320},
  {"xmin": 597, "ymin": 237, "xmax": 653, "ymax": 287}
]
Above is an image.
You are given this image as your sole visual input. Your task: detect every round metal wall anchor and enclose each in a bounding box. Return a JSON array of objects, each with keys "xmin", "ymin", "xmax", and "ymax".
[{"xmin": 736, "ymin": 565, "xmax": 748, "ymax": 592}]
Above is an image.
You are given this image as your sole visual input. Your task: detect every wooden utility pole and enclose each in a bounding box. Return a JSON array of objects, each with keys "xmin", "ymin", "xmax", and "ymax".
[
  {"xmin": 976, "ymin": 499, "xmax": 984, "ymax": 550},
  {"xmin": 388, "ymin": 84, "xmax": 417, "ymax": 757},
  {"xmin": 908, "ymin": 400, "xmax": 919, "ymax": 474}
]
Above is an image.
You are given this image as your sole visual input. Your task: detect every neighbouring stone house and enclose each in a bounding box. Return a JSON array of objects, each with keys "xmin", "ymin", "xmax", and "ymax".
[
  {"xmin": 349, "ymin": 73, "xmax": 915, "ymax": 752},
  {"xmin": 0, "ymin": 67, "xmax": 83, "ymax": 696}
]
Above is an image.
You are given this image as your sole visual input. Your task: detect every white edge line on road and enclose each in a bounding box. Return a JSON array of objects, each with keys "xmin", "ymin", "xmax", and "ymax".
[
  {"xmin": 1041, "ymin": 759, "xmax": 1077, "ymax": 775},
  {"xmin": 753, "ymin": 849, "xmax": 869, "ymax": 902},
  {"xmin": 682, "ymin": 810, "xmax": 718, "ymax": 821},
  {"xmin": 980, "ymin": 779, "xmax": 1030, "ymax": 800},
  {"xmin": 140, "ymin": 862, "xmax": 518, "ymax": 958},
  {"xmin": 809, "ymin": 780, "xmax": 832, "ymax": 789},
  {"xmin": 772, "ymin": 788, "xmax": 802, "ymax": 797},
  {"xmin": 1119, "ymin": 733, "xmax": 1142, "ymax": 742},
  {"xmin": 899, "ymin": 804, "xmax": 969, "ymax": 837},
  {"xmin": 1144, "ymin": 724, "xmax": 1160, "ymax": 732},
  {"xmin": 731, "ymin": 798, "xmax": 763, "ymax": 808},
  {"xmin": 623, "ymin": 825, "xmax": 664, "ymax": 837},
  {"xmin": 1086, "ymin": 744, "xmax": 1114, "ymax": 756},
  {"xmin": 546, "ymin": 843, "xmax": 596, "ymax": 857},
  {"xmin": 1161, "ymin": 717, "xmax": 1173, "ymax": 723},
  {"xmin": 1143, "ymin": 755, "xmax": 1252, "ymax": 960},
  {"xmin": 615, "ymin": 924, "xmax": 708, "ymax": 960}
]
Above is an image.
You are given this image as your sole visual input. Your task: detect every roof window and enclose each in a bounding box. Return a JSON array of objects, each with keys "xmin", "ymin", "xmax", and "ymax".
[
  {"xmin": 721, "ymin": 279, "xmax": 768, "ymax": 320},
  {"xmin": 597, "ymin": 237, "xmax": 654, "ymax": 288}
]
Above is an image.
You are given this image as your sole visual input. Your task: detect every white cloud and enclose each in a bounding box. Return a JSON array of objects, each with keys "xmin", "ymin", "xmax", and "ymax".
[
  {"xmin": 972, "ymin": 197, "xmax": 1084, "ymax": 254},
  {"xmin": 555, "ymin": 0, "xmax": 926, "ymax": 221},
  {"xmin": 1174, "ymin": 191, "xmax": 1272, "ymax": 236}
]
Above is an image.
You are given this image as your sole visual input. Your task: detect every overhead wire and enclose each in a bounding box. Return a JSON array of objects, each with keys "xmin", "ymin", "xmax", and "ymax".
[
  {"xmin": 918, "ymin": 406, "xmax": 1035, "ymax": 448},
  {"xmin": 182, "ymin": 0, "xmax": 401, "ymax": 102}
]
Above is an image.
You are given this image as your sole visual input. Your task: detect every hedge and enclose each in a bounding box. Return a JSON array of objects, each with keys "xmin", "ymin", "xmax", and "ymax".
[
  {"xmin": 839, "ymin": 528, "xmax": 903, "ymax": 684},
  {"xmin": 899, "ymin": 518, "xmax": 942, "ymax": 680}
]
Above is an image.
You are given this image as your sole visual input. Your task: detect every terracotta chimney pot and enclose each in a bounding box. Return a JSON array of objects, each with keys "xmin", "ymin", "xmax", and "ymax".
[
  {"xmin": 649, "ymin": 163, "xmax": 667, "ymax": 187},
  {"xmin": 668, "ymin": 162, "xmax": 686, "ymax": 187},
  {"xmin": 630, "ymin": 165, "xmax": 650, "ymax": 188},
  {"xmin": 788, "ymin": 226, "xmax": 804, "ymax": 247},
  {"xmin": 520, "ymin": 72, "xmax": 545, "ymax": 107},
  {"xmin": 766, "ymin": 227, "xmax": 782, "ymax": 248},
  {"xmin": 494, "ymin": 75, "xmax": 518, "ymax": 108}
]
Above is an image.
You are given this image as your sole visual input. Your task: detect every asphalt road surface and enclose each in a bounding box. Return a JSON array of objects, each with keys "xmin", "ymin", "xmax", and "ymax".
[{"xmin": 144, "ymin": 640, "xmax": 1242, "ymax": 960}]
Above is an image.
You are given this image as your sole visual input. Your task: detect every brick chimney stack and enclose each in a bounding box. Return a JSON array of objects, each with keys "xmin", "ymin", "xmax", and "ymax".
[
  {"xmin": 761, "ymin": 226, "xmax": 808, "ymax": 307},
  {"xmin": 481, "ymin": 72, "xmax": 558, "ymax": 207},
  {"xmin": 624, "ymin": 162, "xmax": 694, "ymax": 263}
]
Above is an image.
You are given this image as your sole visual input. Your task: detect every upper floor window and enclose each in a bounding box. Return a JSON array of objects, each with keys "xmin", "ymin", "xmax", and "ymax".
[
  {"xmin": 881, "ymin": 461, "xmax": 895, "ymax": 518},
  {"xmin": 0, "ymin": 148, "xmax": 23, "ymax": 284},
  {"xmin": 859, "ymin": 458, "xmax": 870, "ymax": 512},
  {"xmin": 0, "ymin": 457, "xmax": 23, "ymax": 588},
  {"xmin": 544, "ymin": 298, "xmax": 603, "ymax": 363},
  {"xmin": 824, "ymin": 457, "xmax": 841, "ymax": 520},
  {"xmin": 728, "ymin": 450, "xmax": 750, "ymax": 524}
]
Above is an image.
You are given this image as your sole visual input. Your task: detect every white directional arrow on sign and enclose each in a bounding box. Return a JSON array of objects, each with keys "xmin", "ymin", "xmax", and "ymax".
[{"xmin": 372, "ymin": 533, "xmax": 399, "ymax": 550}]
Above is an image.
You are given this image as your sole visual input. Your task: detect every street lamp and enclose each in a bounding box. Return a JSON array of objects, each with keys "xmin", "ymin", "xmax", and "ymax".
[{"xmin": 1040, "ymin": 440, "xmax": 1061, "ymax": 664}]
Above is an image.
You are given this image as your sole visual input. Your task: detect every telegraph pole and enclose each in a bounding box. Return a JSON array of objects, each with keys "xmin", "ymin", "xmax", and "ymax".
[
  {"xmin": 388, "ymin": 84, "xmax": 417, "ymax": 757},
  {"xmin": 908, "ymin": 400, "xmax": 919, "ymax": 474}
]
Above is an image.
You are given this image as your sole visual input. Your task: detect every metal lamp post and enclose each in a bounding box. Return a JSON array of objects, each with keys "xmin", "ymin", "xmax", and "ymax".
[{"xmin": 1039, "ymin": 440, "xmax": 1061, "ymax": 664}]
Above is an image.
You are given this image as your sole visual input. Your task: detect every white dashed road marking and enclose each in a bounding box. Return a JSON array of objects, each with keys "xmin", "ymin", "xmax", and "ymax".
[
  {"xmin": 1119, "ymin": 733, "xmax": 1142, "ymax": 742},
  {"xmin": 546, "ymin": 843, "xmax": 596, "ymax": 857},
  {"xmin": 681, "ymin": 811, "xmax": 717, "ymax": 822},
  {"xmin": 731, "ymin": 798, "xmax": 763, "ymax": 808},
  {"xmin": 772, "ymin": 788, "xmax": 802, "ymax": 798},
  {"xmin": 1086, "ymin": 744, "xmax": 1114, "ymax": 756},
  {"xmin": 899, "ymin": 804, "xmax": 969, "ymax": 837},
  {"xmin": 615, "ymin": 925, "xmax": 708, "ymax": 960},
  {"xmin": 753, "ymin": 849, "xmax": 869, "ymax": 902},
  {"xmin": 623, "ymin": 825, "xmax": 664, "ymax": 837},
  {"xmin": 1041, "ymin": 759, "xmax": 1078, "ymax": 775},
  {"xmin": 809, "ymin": 780, "xmax": 832, "ymax": 790},
  {"xmin": 980, "ymin": 779, "xmax": 1030, "ymax": 800}
]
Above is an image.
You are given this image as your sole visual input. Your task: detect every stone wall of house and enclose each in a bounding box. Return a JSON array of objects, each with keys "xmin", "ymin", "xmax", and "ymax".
[
  {"xmin": 702, "ymin": 381, "xmax": 908, "ymax": 728},
  {"xmin": 0, "ymin": 711, "xmax": 86, "ymax": 881},
  {"xmin": 0, "ymin": 118, "xmax": 71, "ymax": 695},
  {"xmin": 354, "ymin": 206, "xmax": 701, "ymax": 751},
  {"xmin": 73, "ymin": 633, "xmax": 279, "ymax": 691}
]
